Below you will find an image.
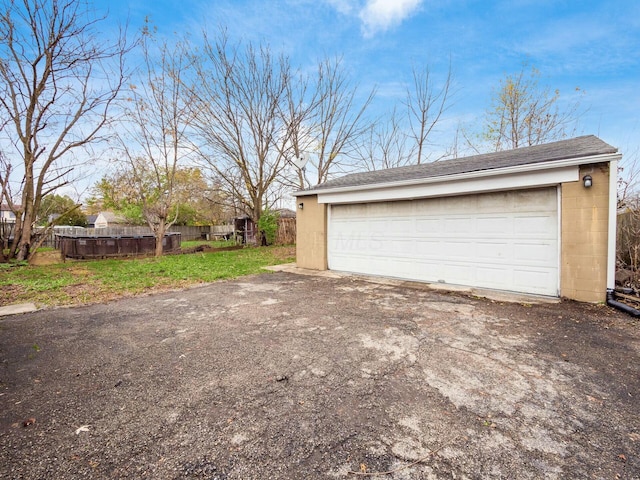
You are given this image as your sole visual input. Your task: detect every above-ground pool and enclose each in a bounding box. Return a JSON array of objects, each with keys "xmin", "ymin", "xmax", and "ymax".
[{"xmin": 55, "ymin": 233, "xmax": 181, "ymax": 259}]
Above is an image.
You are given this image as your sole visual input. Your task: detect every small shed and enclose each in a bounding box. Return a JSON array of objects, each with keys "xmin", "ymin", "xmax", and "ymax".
[
  {"xmin": 234, "ymin": 216, "xmax": 256, "ymax": 244},
  {"xmin": 293, "ymin": 136, "xmax": 621, "ymax": 303}
]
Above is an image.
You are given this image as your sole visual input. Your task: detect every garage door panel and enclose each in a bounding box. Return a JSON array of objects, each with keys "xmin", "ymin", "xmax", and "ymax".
[
  {"xmin": 476, "ymin": 217, "xmax": 512, "ymax": 234},
  {"xmin": 367, "ymin": 219, "xmax": 387, "ymax": 230},
  {"xmin": 476, "ymin": 266, "xmax": 512, "ymax": 286},
  {"xmin": 440, "ymin": 263, "xmax": 474, "ymax": 283},
  {"xmin": 334, "ymin": 204, "xmax": 368, "ymax": 218},
  {"xmin": 475, "ymin": 242, "xmax": 511, "ymax": 261},
  {"xmin": 513, "ymin": 242, "xmax": 556, "ymax": 263},
  {"xmin": 328, "ymin": 188, "xmax": 559, "ymax": 296},
  {"xmin": 513, "ymin": 190, "xmax": 556, "ymax": 209},
  {"xmin": 416, "ymin": 240, "xmax": 460, "ymax": 260},
  {"xmin": 394, "ymin": 258, "xmax": 423, "ymax": 278},
  {"xmin": 513, "ymin": 269, "xmax": 555, "ymax": 293},
  {"xmin": 514, "ymin": 216, "xmax": 556, "ymax": 236},
  {"xmin": 434, "ymin": 196, "xmax": 474, "ymax": 214},
  {"xmin": 414, "ymin": 242, "xmax": 443, "ymax": 261},
  {"xmin": 385, "ymin": 239, "xmax": 413, "ymax": 254},
  {"xmin": 436, "ymin": 240, "xmax": 472, "ymax": 258},
  {"xmin": 415, "ymin": 218, "xmax": 441, "ymax": 233},
  {"xmin": 390, "ymin": 218, "xmax": 413, "ymax": 231},
  {"xmin": 332, "ymin": 219, "xmax": 365, "ymax": 232},
  {"xmin": 477, "ymin": 193, "xmax": 512, "ymax": 210},
  {"xmin": 444, "ymin": 217, "xmax": 474, "ymax": 234},
  {"xmin": 330, "ymin": 234, "xmax": 369, "ymax": 253},
  {"xmin": 331, "ymin": 253, "xmax": 377, "ymax": 272}
]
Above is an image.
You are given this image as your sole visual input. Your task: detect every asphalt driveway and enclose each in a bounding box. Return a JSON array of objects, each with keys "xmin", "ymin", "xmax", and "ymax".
[{"xmin": 1, "ymin": 272, "xmax": 639, "ymax": 479}]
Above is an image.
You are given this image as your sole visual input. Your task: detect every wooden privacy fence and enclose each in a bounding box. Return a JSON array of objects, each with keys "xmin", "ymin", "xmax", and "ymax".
[{"xmin": 276, "ymin": 217, "xmax": 296, "ymax": 245}]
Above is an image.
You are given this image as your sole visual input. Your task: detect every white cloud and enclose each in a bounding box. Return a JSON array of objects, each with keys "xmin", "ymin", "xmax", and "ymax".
[
  {"xmin": 324, "ymin": 0, "xmax": 359, "ymax": 15},
  {"xmin": 321, "ymin": 0, "xmax": 424, "ymax": 37},
  {"xmin": 358, "ymin": 0, "xmax": 423, "ymax": 37}
]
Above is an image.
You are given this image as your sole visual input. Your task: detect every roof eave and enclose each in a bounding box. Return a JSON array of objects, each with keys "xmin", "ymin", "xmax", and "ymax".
[{"xmin": 292, "ymin": 152, "xmax": 622, "ymax": 197}]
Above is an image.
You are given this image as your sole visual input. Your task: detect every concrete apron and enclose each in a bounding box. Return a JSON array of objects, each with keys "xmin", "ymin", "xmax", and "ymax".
[
  {"xmin": 0, "ymin": 303, "xmax": 39, "ymax": 317},
  {"xmin": 264, "ymin": 263, "xmax": 560, "ymax": 305}
]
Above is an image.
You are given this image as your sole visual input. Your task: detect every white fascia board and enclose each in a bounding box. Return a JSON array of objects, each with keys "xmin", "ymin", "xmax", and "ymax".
[
  {"xmin": 318, "ymin": 165, "xmax": 579, "ymax": 204},
  {"xmin": 295, "ymin": 152, "xmax": 622, "ymax": 199}
]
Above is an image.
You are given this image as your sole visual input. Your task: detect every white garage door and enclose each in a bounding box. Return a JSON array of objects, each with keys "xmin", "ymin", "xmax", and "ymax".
[{"xmin": 327, "ymin": 188, "xmax": 559, "ymax": 296}]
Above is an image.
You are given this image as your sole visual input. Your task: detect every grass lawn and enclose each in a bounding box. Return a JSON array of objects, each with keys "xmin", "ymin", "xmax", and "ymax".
[{"xmin": 0, "ymin": 245, "xmax": 295, "ymax": 308}]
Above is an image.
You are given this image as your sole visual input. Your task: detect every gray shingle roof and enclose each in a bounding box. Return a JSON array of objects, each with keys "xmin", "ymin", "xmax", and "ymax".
[{"xmin": 300, "ymin": 135, "xmax": 617, "ymax": 193}]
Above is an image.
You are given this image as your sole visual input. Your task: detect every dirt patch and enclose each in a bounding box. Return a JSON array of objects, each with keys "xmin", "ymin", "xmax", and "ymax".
[
  {"xmin": 178, "ymin": 244, "xmax": 244, "ymax": 254},
  {"xmin": 0, "ymin": 273, "xmax": 638, "ymax": 479},
  {"xmin": 28, "ymin": 250, "xmax": 63, "ymax": 266},
  {"xmin": 0, "ymin": 283, "xmax": 27, "ymax": 301},
  {"xmin": 268, "ymin": 245, "xmax": 295, "ymax": 261}
]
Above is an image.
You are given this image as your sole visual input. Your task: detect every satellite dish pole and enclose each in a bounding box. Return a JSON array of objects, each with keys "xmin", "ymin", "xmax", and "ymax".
[{"xmin": 291, "ymin": 151, "xmax": 310, "ymax": 188}]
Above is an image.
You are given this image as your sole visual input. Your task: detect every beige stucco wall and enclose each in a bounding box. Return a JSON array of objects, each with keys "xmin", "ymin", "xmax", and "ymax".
[
  {"xmin": 560, "ymin": 163, "xmax": 610, "ymax": 302},
  {"xmin": 295, "ymin": 195, "xmax": 328, "ymax": 270}
]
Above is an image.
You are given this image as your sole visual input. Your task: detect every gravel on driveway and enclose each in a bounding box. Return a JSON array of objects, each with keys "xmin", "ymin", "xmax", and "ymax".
[{"xmin": 1, "ymin": 272, "xmax": 639, "ymax": 479}]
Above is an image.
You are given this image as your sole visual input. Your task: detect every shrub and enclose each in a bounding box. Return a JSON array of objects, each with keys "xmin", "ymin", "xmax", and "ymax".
[{"xmin": 258, "ymin": 209, "xmax": 279, "ymax": 246}]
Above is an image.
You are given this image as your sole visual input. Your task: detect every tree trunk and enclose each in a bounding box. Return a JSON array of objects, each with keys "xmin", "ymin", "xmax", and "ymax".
[
  {"xmin": 155, "ymin": 222, "xmax": 166, "ymax": 257},
  {"xmin": 16, "ymin": 168, "xmax": 34, "ymax": 261},
  {"xmin": 253, "ymin": 195, "xmax": 263, "ymax": 246},
  {"xmin": 0, "ymin": 1, "xmax": 128, "ymax": 262}
]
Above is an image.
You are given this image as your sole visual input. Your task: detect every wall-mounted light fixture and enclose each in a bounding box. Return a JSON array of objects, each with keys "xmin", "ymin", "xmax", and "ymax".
[
  {"xmin": 298, "ymin": 202, "xmax": 304, "ymax": 210},
  {"xmin": 583, "ymin": 175, "xmax": 593, "ymax": 188}
]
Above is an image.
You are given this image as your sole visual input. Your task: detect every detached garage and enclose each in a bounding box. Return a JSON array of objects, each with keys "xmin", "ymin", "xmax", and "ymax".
[{"xmin": 294, "ymin": 136, "xmax": 621, "ymax": 303}]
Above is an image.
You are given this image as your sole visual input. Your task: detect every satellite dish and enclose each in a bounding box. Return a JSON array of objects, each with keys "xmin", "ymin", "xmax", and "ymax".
[{"xmin": 291, "ymin": 152, "xmax": 310, "ymax": 170}]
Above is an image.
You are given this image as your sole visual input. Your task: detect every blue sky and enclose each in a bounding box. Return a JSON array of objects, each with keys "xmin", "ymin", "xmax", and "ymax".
[{"xmin": 97, "ymin": 0, "xmax": 639, "ymax": 165}]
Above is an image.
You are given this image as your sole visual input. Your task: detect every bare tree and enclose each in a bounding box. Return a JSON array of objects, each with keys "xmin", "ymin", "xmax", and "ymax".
[
  {"xmin": 279, "ymin": 56, "xmax": 376, "ymax": 190},
  {"xmin": 359, "ymin": 109, "xmax": 412, "ymax": 171},
  {"xmin": 405, "ymin": 63, "xmax": 454, "ymax": 164},
  {"xmin": 0, "ymin": 0, "xmax": 129, "ymax": 261},
  {"xmin": 616, "ymin": 147, "xmax": 640, "ymax": 283},
  {"xmin": 618, "ymin": 146, "xmax": 640, "ymax": 208},
  {"xmin": 118, "ymin": 27, "xmax": 195, "ymax": 256},
  {"xmin": 277, "ymin": 69, "xmax": 313, "ymax": 191},
  {"xmin": 190, "ymin": 33, "xmax": 293, "ymax": 229},
  {"xmin": 352, "ymin": 62, "xmax": 454, "ymax": 171},
  {"xmin": 274, "ymin": 56, "xmax": 376, "ymax": 192},
  {"xmin": 482, "ymin": 64, "xmax": 582, "ymax": 151},
  {"xmin": 305, "ymin": 57, "xmax": 375, "ymax": 186},
  {"xmin": 617, "ymin": 190, "xmax": 640, "ymax": 286},
  {"xmin": 0, "ymin": 151, "xmax": 14, "ymax": 260}
]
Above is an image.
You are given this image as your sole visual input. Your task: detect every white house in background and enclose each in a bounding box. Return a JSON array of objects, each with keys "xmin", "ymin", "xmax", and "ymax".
[
  {"xmin": 94, "ymin": 211, "xmax": 127, "ymax": 228},
  {"xmin": 0, "ymin": 203, "xmax": 19, "ymax": 223}
]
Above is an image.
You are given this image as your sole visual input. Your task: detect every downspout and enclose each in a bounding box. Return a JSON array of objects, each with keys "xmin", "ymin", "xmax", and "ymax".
[
  {"xmin": 607, "ymin": 290, "xmax": 640, "ymax": 317},
  {"xmin": 606, "ymin": 158, "xmax": 618, "ymax": 293},
  {"xmin": 606, "ymin": 158, "xmax": 619, "ymax": 309},
  {"xmin": 604, "ymin": 158, "xmax": 640, "ymax": 316}
]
